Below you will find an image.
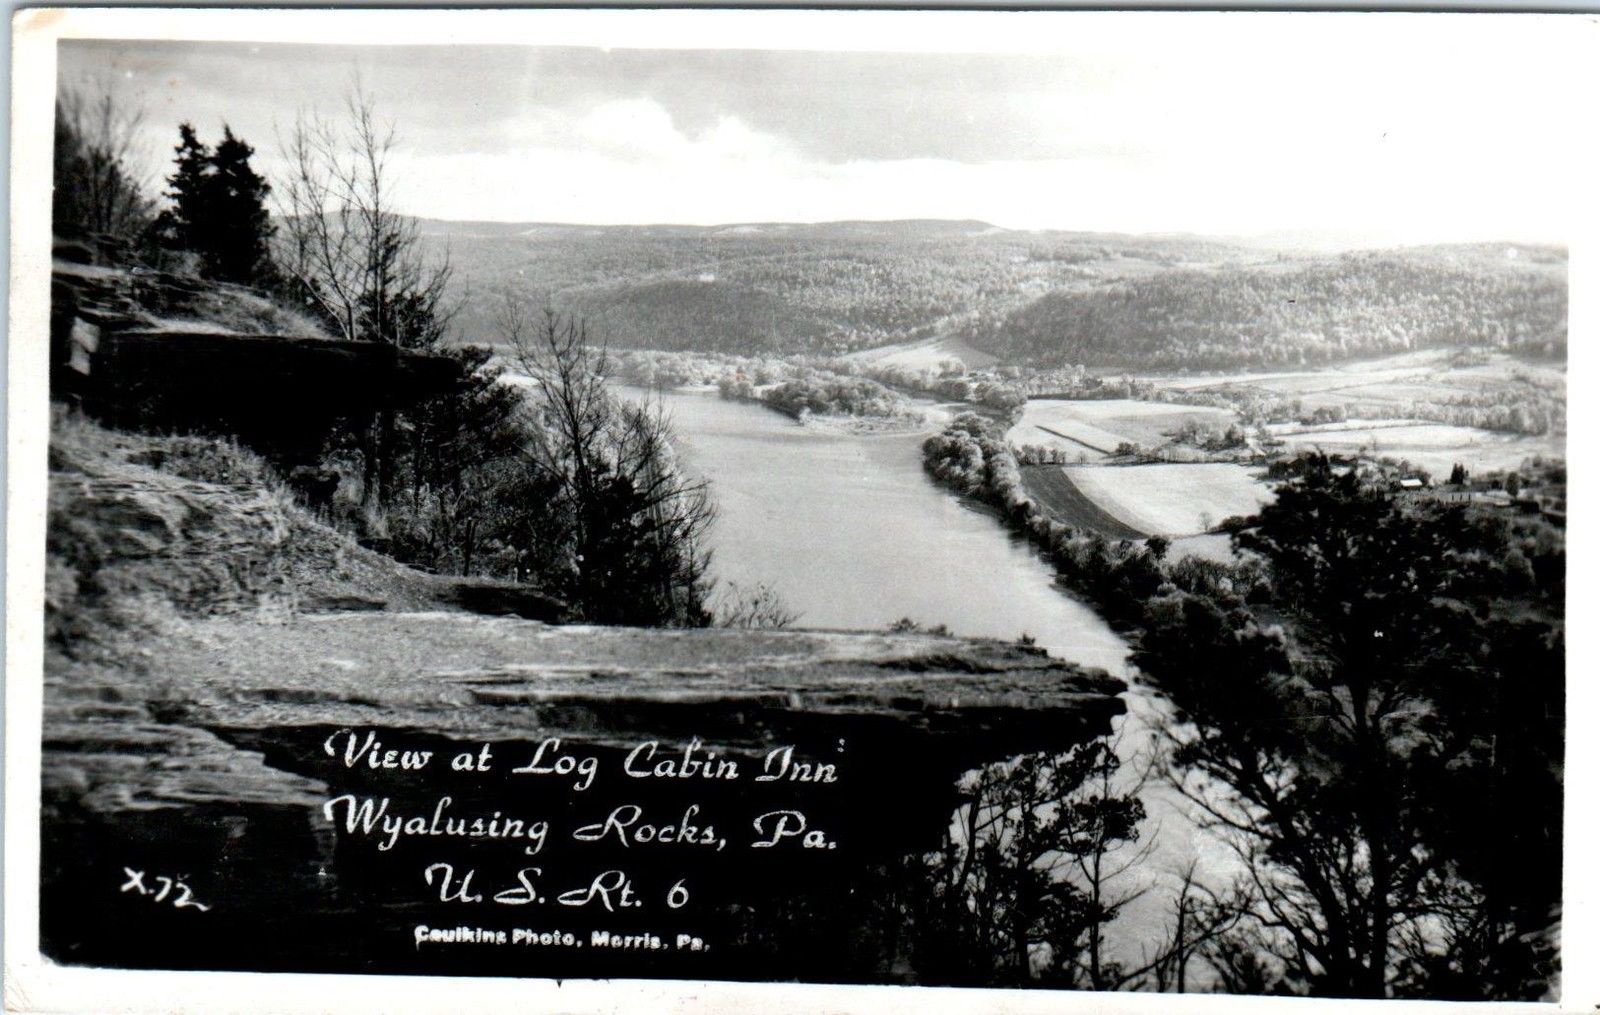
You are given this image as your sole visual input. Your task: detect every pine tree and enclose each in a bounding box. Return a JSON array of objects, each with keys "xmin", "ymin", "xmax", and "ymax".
[
  {"xmin": 206, "ymin": 127, "xmax": 276, "ymax": 286},
  {"xmin": 151, "ymin": 123, "xmax": 210, "ymax": 258},
  {"xmin": 153, "ymin": 122, "xmax": 276, "ymax": 287}
]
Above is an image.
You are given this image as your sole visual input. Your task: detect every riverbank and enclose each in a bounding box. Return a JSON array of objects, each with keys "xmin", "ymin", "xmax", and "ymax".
[
  {"xmin": 790, "ymin": 405, "xmax": 951, "ymax": 436},
  {"xmin": 707, "ymin": 387, "xmax": 937, "ymax": 436},
  {"xmin": 922, "ymin": 414, "xmax": 1241, "ymax": 635}
]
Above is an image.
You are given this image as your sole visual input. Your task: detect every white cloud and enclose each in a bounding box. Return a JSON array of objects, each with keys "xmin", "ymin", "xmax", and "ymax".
[
  {"xmin": 400, "ymin": 128, "xmax": 1577, "ymax": 245},
  {"xmin": 574, "ymin": 99, "xmax": 684, "ymax": 160},
  {"xmin": 565, "ymin": 99, "xmax": 797, "ymax": 168},
  {"xmin": 63, "ymin": 17, "xmax": 1593, "ymax": 243}
]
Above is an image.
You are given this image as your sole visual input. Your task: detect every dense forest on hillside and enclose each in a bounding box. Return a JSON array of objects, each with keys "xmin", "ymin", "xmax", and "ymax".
[
  {"xmin": 429, "ymin": 222, "xmax": 1566, "ymax": 372},
  {"xmin": 422, "ymin": 220, "xmax": 1252, "ymax": 353},
  {"xmin": 960, "ymin": 249, "xmax": 1567, "ymax": 370}
]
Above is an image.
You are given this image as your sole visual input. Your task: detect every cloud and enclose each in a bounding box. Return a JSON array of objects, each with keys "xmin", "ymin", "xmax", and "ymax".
[
  {"xmin": 54, "ymin": 24, "xmax": 1588, "ymax": 243},
  {"xmin": 555, "ymin": 98, "xmax": 794, "ymax": 167},
  {"xmin": 574, "ymin": 99, "xmax": 683, "ymax": 160}
]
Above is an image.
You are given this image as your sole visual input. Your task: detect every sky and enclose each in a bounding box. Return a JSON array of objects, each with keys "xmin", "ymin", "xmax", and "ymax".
[{"xmin": 55, "ymin": 15, "xmax": 1591, "ymax": 245}]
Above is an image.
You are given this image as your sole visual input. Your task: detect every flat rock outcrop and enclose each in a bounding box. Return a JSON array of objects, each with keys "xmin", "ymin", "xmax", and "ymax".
[
  {"xmin": 51, "ymin": 260, "xmax": 464, "ymax": 465},
  {"xmin": 42, "ymin": 611, "xmax": 1125, "ymax": 980},
  {"xmin": 46, "ymin": 611, "xmax": 1124, "ymax": 822}
]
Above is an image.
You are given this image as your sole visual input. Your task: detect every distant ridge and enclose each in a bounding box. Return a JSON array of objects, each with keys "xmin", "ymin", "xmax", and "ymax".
[
  {"xmin": 416, "ymin": 217, "xmax": 1558, "ymax": 252},
  {"xmin": 415, "ymin": 213, "xmax": 1564, "ymax": 363},
  {"xmin": 417, "ymin": 217, "xmax": 1010, "ymax": 239}
]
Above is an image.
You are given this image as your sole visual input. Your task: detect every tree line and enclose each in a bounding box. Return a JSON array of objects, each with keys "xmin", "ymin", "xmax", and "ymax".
[
  {"xmin": 966, "ymin": 253, "xmax": 1567, "ymax": 371},
  {"xmin": 920, "ymin": 416, "xmax": 1563, "ymax": 998},
  {"xmin": 431, "ymin": 216, "xmax": 1565, "ymax": 371}
]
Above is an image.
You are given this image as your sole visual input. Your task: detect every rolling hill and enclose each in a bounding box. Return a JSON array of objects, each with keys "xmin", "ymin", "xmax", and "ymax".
[
  {"xmin": 961, "ymin": 246, "xmax": 1566, "ymax": 371},
  {"xmin": 420, "ymin": 218, "xmax": 1259, "ymax": 354},
  {"xmin": 421, "ymin": 220, "xmax": 1565, "ymax": 371}
]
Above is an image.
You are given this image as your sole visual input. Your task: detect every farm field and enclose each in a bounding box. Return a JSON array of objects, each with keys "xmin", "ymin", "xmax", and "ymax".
[
  {"xmin": 1019, "ymin": 466, "xmax": 1148, "ymax": 539},
  {"xmin": 1006, "ymin": 398, "xmax": 1236, "ymax": 457},
  {"xmin": 1064, "ymin": 463, "xmax": 1275, "ymax": 537},
  {"xmin": 1143, "ymin": 349, "xmax": 1451, "ymax": 394},
  {"xmin": 1267, "ymin": 420, "xmax": 1564, "ymax": 477},
  {"xmin": 1144, "ymin": 350, "xmax": 1566, "ymax": 418},
  {"xmin": 847, "ymin": 334, "xmax": 998, "ymax": 372}
]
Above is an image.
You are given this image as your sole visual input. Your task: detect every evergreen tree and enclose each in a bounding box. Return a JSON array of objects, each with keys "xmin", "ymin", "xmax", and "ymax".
[
  {"xmin": 206, "ymin": 127, "xmax": 277, "ymax": 286},
  {"xmin": 150, "ymin": 123, "xmax": 209, "ymax": 264},
  {"xmin": 153, "ymin": 124, "xmax": 207, "ymax": 240},
  {"xmin": 153, "ymin": 122, "xmax": 277, "ymax": 287}
]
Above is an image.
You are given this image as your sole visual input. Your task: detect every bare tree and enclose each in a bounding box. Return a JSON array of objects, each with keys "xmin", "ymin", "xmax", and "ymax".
[
  {"xmin": 1129, "ymin": 860, "xmax": 1248, "ymax": 993},
  {"xmin": 54, "ymin": 81, "xmax": 156, "ymax": 243},
  {"xmin": 1073, "ymin": 727, "xmax": 1160, "ymax": 990},
  {"xmin": 715, "ymin": 581, "xmax": 800, "ymax": 629},
  {"xmin": 275, "ymin": 80, "xmax": 454, "ymax": 505},
  {"xmin": 500, "ymin": 297, "xmax": 715, "ymax": 625},
  {"xmin": 911, "ymin": 737, "xmax": 1147, "ymax": 988}
]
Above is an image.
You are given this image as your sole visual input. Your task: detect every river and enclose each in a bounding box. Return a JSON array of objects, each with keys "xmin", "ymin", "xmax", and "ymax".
[
  {"xmin": 650, "ymin": 390, "xmax": 1131, "ymax": 673},
  {"xmin": 636, "ymin": 387, "xmax": 1226, "ymax": 977}
]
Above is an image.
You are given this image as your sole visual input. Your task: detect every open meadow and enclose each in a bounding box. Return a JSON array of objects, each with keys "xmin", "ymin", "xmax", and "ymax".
[
  {"xmin": 1145, "ymin": 349, "xmax": 1565, "ymax": 431},
  {"xmin": 1066, "ymin": 463, "xmax": 1274, "ymax": 536},
  {"xmin": 1006, "ymin": 398, "xmax": 1237, "ymax": 457},
  {"xmin": 1266, "ymin": 419, "xmax": 1563, "ymax": 477},
  {"xmin": 845, "ymin": 334, "xmax": 998, "ymax": 372},
  {"xmin": 1023, "ymin": 462, "xmax": 1273, "ymax": 538}
]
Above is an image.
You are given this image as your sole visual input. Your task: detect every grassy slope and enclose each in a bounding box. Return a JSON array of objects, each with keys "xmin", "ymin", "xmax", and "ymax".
[
  {"xmin": 46, "ymin": 411, "xmax": 491, "ymax": 648},
  {"xmin": 846, "ymin": 334, "xmax": 999, "ymax": 371},
  {"xmin": 54, "ymin": 259, "xmax": 333, "ymax": 338}
]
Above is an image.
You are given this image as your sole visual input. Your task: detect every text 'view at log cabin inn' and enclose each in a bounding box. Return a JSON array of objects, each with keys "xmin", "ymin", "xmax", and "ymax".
[{"xmin": 21, "ymin": 13, "xmax": 1576, "ymax": 1009}]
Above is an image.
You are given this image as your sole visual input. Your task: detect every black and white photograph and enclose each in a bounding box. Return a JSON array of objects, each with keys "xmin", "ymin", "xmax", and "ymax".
[{"xmin": 6, "ymin": 8, "xmax": 1593, "ymax": 1012}]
